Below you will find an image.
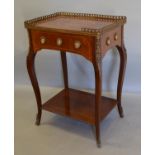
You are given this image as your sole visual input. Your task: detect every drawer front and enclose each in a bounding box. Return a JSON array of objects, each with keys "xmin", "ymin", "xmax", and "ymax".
[
  {"xmin": 31, "ymin": 30, "xmax": 94, "ymax": 61},
  {"xmin": 100, "ymin": 26, "xmax": 122, "ymax": 55}
]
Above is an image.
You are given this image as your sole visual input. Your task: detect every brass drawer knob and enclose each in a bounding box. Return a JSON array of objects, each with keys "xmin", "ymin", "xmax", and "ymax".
[
  {"xmin": 57, "ymin": 38, "xmax": 63, "ymax": 46},
  {"xmin": 106, "ymin": 37, "xmax": 111, "ymax": 46},
  {"xmin": 74, "ymin": 41, "xmax": 81, "ymax": 49},
  {"xmin": 40, "ymin": 36, "xmax": 46, "ymax": 44},
  {"xmin": 114, "ymin": 33, "xmax": 118, "ymax": 41}
]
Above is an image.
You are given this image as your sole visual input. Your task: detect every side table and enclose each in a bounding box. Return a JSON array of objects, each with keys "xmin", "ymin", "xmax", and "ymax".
[{"xmin": 24, "ymin": 12, "xmax": 127, "ymax": 147}]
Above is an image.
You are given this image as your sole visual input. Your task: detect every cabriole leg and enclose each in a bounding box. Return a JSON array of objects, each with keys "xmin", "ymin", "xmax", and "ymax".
[
  {"xmin": 116, "ymin": 45, "xmax": 127, "ymax": 118},
  {"xmin": 26, "ymin": 50, "xmax": 42, "ymax": 125},
  {"xmin": 93, "ymin": 61, "xmax": 102, "ymax": 147},
  {"xmin": 60, "ymin": 51, "xmax": 69, "ymax": 89}
]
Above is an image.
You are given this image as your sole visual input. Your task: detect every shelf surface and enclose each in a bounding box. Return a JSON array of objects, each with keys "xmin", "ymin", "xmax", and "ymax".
[{"xmin": 42, "ymin": 88, "xmax": 117, "ymax": 124}]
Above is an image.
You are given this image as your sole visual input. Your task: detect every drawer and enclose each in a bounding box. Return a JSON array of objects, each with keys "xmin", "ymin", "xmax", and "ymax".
[
  {"xmin": 31, "ymin": 30, "xmax": 94, "ymax": 61},
  {"xmin": 100, "ymin": 26, "xmax": 122, "ymax": 54}
]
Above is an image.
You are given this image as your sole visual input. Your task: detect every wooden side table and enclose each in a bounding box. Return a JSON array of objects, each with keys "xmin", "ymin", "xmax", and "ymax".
[{"xmin": 25, "ymin": 12, "xmax": 127, "ymax": 147}]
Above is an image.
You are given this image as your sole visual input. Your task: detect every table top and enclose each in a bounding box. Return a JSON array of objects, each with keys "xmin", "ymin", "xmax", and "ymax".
[{"xmin": 25, "ymin": 12, "xmax": 126, "ymax": 35}]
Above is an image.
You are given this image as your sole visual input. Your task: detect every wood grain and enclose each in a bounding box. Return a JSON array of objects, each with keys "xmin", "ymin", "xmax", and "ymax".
[{"xmin": 42, "ymin": 88, "xmax": 117, "ymax": 125}]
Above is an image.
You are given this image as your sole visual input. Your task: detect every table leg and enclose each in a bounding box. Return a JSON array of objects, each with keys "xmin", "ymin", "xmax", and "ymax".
[
  {"xmin": 27, "ymin": 50, "xmax": 42, "ymax": 125},
  {"xmin": 93, "ymin": 61, "xmax": 102, "ymax": 147},
  {"xmin": 116, "ymin": 45, "xmax": 127, "ymax": 118},
  {"xmin": 60, "ymin": 51, "xmax": 69, "ymax": 89}
]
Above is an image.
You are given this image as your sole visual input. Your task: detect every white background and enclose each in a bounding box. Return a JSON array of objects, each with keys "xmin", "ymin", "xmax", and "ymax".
[
  {"xmin": 2, "ymin": 1, "xmax": 155, "ymax": 155},
  {"xmin": 3, "ymin": 0, "xmax": 155, "ymax": 155},
  {"xmin": 14, "ymin": 0, "xmax": 141, "ymax": 93}
]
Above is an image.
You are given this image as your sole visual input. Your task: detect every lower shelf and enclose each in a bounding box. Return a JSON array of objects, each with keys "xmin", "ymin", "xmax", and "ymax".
[{"xmin": 42, "ymin": 88, "xmax": 117, "ymax": 124}]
